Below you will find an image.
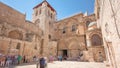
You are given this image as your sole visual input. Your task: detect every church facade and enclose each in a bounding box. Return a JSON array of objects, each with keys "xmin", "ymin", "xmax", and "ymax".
[{"xmin": 0, "ymin": 0, "xmax": 106, "ymax": 62}]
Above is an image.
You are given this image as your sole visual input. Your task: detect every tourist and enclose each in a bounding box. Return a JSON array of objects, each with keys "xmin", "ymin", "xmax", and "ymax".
[
  {"xmin": 63, "ymin": 55, "xmax": 67, "ymax": 60},
  {"xmin": 0, "ymin": 55, "xmax": 5, "ymax": 67},
  {"xmin": 36, "ymin": 56, "xmax": 39, "ymax": 68},
  {"xmin": 39, "ymin": 57, "xmax": 45, "ymax": 68},
  {"xmin": 44, "ymin": 57, "xmax": 47, "ymax": 68},
  {"xmin": 17, "ymin": 55, "xmax": 22, "ymax": 64},
  {"xmin": 23, "ymin": 55, "xmax": 26, "ymax": 63},
  {"xmin": 58, "ymin": 55, "xmax": 60, "ymax": 61},
  {"xmin": 6, "ymin": 56, "xmax": 11, "ymax": 67},
  {"xmin": 49, "ymin": 55, "xmax": 54, "ymax": 62},
  {"xmin": 59, "ymin": 55, "xmax": 63, "ymax": 61},
  {"xmin": 11, "ymin": 55, "xmax": 16, "ymax": 65},
  {"xmin": 33, "ymin": 55, "xmax": 36, "ymax": 62},
  {"xmin": 15, "ymin": 55, "xmax": 18, "ymax": 64}
]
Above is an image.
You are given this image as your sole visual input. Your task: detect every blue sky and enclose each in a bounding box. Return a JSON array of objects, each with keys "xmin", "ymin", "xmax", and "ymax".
[{"xmin": 0, "ymin": 0, "xmax": 95, "ymax": 21}]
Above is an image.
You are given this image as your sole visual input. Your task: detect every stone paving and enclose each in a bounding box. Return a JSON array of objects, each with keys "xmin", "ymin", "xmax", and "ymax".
[
  {"xmin": 48, "ymin": 61, "xmax": 106, "ymax": 68},
  {"xmin": 4, "ymin": 61, "xmax": 106, "ymax": 68}
]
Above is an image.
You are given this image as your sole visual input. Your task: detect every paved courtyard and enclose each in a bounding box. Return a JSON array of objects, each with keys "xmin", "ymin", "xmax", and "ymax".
[{"xmin": 6, "ymin": 61, "xmax": 106, "ymax": 68}]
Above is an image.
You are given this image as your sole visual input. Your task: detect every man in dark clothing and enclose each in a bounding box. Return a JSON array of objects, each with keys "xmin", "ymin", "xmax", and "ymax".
[{"xmin": 40, "ymin": 57, "xmax": 45, "ymax": 68}]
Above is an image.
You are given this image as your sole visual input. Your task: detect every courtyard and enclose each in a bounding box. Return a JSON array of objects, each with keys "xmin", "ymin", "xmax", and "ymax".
[
  {"xmin": 6, "ymin": 61, "xmax": 105, "ymax": 68},
  {"xmin": 0, "ymin": 0, "xmax": 120, "ymax": 68}
]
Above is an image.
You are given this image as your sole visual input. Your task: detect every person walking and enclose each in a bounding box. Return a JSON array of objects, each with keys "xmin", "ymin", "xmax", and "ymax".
[{"xmin": 39, "ymin": 57, "xmax": 45, "ymax": 68}]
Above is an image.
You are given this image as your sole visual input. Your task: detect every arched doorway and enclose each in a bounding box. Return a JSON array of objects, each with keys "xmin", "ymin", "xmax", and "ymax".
[
  {"xmin": 90, "ymin": 34, "xmax": 105, "ymax": 62},
  {"xmin": 68, "ymin": 42, "xmax": 80, "ymax": 58},
  {"xmin": 58, "ymin": 40, "xmax": 68, "ymax": 57}
]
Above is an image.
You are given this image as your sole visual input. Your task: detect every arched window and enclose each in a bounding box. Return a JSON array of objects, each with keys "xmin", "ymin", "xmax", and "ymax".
[
  {"xmin": 72, "ymin": 25, "xmax": 76, "ymax": 31},
  {"xmin": 35, "ymin": 19, "xmax": 40, "ymax": 26},
  {"xmin": 51, "ymin": 13, "xmax": 52, "ymax": 18},
  {"xmin": 16, "ymin": 43, "xmax": 21, "ymax": 49},
  {"xmin": 34, "ymin": 45, "xmax": 37, "ymax": 50},
  {"xmin": 62, "ymin": 27, "xmax": 66, "ymax": 34},
  {"xmin": 36, "ymin": 10, "xmax": 38, "ymax": 16},
  {"xmin": 91, "ymin": 34, "xmax": 103, "ymax": 46},
  {"xmin": 39, "ymin": 9, "xmax": 41, "ymax": 15},
  {"xmin": 8, "ymin": 30, "xmax": 23, "ymax": 40}
]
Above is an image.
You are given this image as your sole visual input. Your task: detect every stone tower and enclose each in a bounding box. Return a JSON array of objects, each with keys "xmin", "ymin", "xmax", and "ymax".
[
  {"xmin": 94, "ymin": 0, "xmax": 100, "ymax": 19},
  {"xmin": 32, "ymin": 0, "xmax": 56, "ymax": 56}
]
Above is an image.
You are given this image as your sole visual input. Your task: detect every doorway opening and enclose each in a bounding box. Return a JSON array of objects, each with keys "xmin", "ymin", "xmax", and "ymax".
[
  {"xmin": 62, "ymin": 50, "xmax": 68, "ymax": 60},
  {"xmin": 63, "ymin": 50, "xmax": 67, "ymax": 56}
]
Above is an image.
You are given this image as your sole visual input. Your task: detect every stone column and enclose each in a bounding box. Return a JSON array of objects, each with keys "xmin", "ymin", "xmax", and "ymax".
[
  {"xmin": 86, "ymin": 34, "xmax": 92, "ymax": 47},
  {"xmin": 87, "ymin": 39, "xmax": 91, "ymax": 47}
]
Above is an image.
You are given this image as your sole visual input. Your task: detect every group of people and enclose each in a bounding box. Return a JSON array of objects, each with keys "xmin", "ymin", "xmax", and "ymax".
[
  {"xmin": 0, "ymin": 54, "xmax": 67, "ymax": 68},
  {"xmin": 58, "ymin": 55, "xmax": 63, "ymax": 61},
  {"xmin": 36, "ymin": 55, "xmax": 65, "ymax": 68},
  {"xmin": 0, "ymin": 54, "xmax": 22, "ymax": 67}
]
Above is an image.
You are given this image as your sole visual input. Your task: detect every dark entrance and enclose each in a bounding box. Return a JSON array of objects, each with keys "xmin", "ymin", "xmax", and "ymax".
[{"xmin": 63, "ymin": 50, "xmax": 67, "ymax": 56}]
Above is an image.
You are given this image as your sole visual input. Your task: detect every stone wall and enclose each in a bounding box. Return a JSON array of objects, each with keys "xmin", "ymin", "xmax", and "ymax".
[
  {"xmin": 96, "ymin": 0, "xmax": 120, "ymax": 67},
  {"xmin": 0, "ymin": 2, "xmax": 42, "ymax": 61},
  {"xmin": 0, "ymin": 2, "xmax": 42, "ymax": 36}
]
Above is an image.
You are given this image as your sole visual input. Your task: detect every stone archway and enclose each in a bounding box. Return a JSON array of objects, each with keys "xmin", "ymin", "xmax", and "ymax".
[
  {"xmin": 88, "ymin": 31, "xmax": 103, "ymax": 46},
  {"xmin": 8, "ymin": 30, "xmax": 23, "ymax": 40},
  {"xmin": 58, "ymin": 39, "xmax": 68, "ymax": 56},
  {"xmin": 88, "ymin": 32, "xmax": 105, "ymax": 62},
  {"xmin": 90, "ymin": 34, "xmax": 103, "ymax": 46},
  {"xmin": 68, "ymin": 41, "xmax": 81, "ymax": 58},
  {"xmin": 66, "ymin": 37, "xmax": 82, "ymax": 58}
]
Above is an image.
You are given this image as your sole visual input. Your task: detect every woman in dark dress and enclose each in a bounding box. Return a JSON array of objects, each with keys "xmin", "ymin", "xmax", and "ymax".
[{"xmin": 40, "ymin": 57, "xmax": 45, "ymax": 68}]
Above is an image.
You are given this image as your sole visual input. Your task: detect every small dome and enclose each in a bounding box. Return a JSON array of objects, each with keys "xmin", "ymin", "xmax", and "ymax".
[{"xmin": 88, "ymin": 22, "xmax": 96, "ymax": 27}]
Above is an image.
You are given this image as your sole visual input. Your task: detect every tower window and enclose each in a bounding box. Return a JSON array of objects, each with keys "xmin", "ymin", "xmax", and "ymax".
[
  {"xmin": 36, "ymin": 10, "xmax": 38, "ymax": 16},
  {"xmin": 16, "ymin": 43, "xmax": 20, "ymax": 49},
  {"xmin": 62, "ymin": 27, "xmax": 66, "ymax": 34},
  {"xmin": 51, "ymin": 13, "xmax": 52, "ymax": 18},
  {"xmin": 72, "ymin": 25, "xmax": 76, "ymax": 31},
  {"xmin": 39, "ymin": 9, "xmax": 41, "ymax": 15},
  {"xmin": 49, "ymin": 35, "xmax": 51, "ymax": 39}
]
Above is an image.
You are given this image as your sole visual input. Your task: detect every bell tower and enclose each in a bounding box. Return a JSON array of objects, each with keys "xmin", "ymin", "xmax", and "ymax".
[
  {"xmin": 32, "ymin": 0, "xmax": 56, "ymax": 56},
  {"xmin": 94, "ymin": 0, "xmax": 100, "ymax": 19}
]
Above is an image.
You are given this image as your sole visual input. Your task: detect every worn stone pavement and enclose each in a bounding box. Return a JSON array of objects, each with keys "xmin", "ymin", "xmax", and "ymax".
[{"xmin": 4, "ymin": 61, "xmax": 106, "ymax": 68}]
